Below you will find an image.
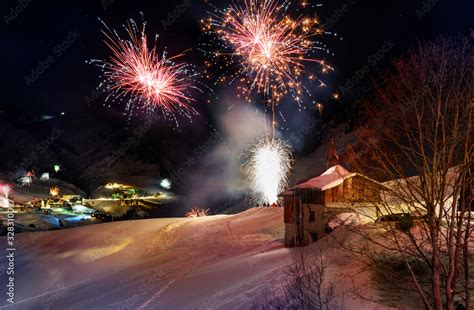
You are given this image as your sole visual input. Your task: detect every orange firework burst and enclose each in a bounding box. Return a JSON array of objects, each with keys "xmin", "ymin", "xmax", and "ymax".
[
  {"xmin": 185, "ymin": 206, "xmax": 210, "ymax": 218},
  {"xmin": 89, "ymin": 16, "xmax": 201, "ymax": 120},
  {"xmin": 202, "ymin": 0, "xmax": 333, "ymax": 104},
  {"xmin": 50, "ymin": 186, "xmax": 60, "ymax": 197}
]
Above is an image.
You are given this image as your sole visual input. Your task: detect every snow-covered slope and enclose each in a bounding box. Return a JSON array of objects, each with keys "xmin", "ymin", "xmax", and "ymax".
[{"xmin": 0, "ymin": 208, "xmax": 391, "ymax": 309}]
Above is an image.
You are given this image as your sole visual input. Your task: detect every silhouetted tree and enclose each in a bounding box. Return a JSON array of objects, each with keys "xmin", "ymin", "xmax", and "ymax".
[{"xmin": 347, "ymin": 35, "xmax": 473, "ymax": 310}]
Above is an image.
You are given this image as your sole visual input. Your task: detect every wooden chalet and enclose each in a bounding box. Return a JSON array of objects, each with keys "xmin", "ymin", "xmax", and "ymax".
[{"xmin": 279, "ymin": 165, "xmax": 386, "ymax": 247}]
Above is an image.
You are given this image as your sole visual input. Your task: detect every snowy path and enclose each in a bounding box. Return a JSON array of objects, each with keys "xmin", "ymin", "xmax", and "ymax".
[{"xmin": 0, "ymin": 208, "xmax": 391, "ymax": 309}]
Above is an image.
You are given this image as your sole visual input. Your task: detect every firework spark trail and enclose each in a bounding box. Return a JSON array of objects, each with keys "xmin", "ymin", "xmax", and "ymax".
[
  {"xmin": 244, "ymin": 137, "xmax": 293, "ymax": 203},
  {"xmin": 18, "ymin": 171, "xmax": 35, "ymax": 187},
  {"xmin": 202, "ymin": 0, "xmax": 333, "ymax": 105},
  {"xmin": 89, "ymin": 16, "xmax": 202, "ymax": 122}
]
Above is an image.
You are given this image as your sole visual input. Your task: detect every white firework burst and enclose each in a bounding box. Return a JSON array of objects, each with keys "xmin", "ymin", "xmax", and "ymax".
[{"xmin": 244, "ymin": 137, "xmax": 293, "ymax": 204}]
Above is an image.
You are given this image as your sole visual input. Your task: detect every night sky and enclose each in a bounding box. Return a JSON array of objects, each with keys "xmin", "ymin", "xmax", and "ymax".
[
  {"xmin": 1, "ymin": 0, "xmax": 471, "ymax": 114},
  {"xmin": 0, "ymin": 0, "xmax": 472, "ymax": 174}
]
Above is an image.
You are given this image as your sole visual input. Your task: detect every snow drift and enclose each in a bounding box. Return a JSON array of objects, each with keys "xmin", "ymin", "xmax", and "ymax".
[{"xmin": 0, "ymin": 208, "xmax": 392, "ymax": 309}]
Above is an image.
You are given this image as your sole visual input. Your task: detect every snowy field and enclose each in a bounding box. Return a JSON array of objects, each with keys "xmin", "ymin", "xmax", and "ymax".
[{"xmin": 0, "ymin": 208, "xmax": 395, "ymax": 309}]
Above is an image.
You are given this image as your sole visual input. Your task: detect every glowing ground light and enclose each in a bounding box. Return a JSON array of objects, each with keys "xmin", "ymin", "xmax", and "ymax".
[
  {"xmin": 1, "ymin": 184, "xmax": 11, "ymax": 197},
  {"xmin": 54, "ymin": 165, "xmax": 61, "ymax": 173},
  {"xmin": 50, "ymin": 186, "xmax": 60, "ymax": 197},
  {"xmin": 160, "ymin": 178, "xmax": 171, "ymax": 189},
  {"xmin": 244, "ymin": 137, "xmax": 293, "ymax": 204},
  {"xmin": 202, "ymin": 0, "xmax": 333, "ymax": 105},
  {"xmin": 89, "ymin": 15, "xmax": 202, "ymax": 122}
]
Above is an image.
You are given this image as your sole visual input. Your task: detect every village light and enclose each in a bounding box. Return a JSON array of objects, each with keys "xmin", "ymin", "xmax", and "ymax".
[
  {"xmin": 0, "ymin": 197, "xmax": 8, "ymax": 208},
  {"xmin": 105, "ymin": 183, "xmax": 121, "ymax": 189},
  {"xmin": 160, "ymin": 178, "xmax": 171, "ymax": 190},
  {"xmin": 53, "ymin": 164, "xmax": 61, "ymax": 173},
  {"xmin": 105, "ymin": 182, "xmax": 131, "ymax": 190},
  {"xmin": 40, "ymin": 173, "xmax": 50, "ymax": 181},
  {"xmin": 1, "ymin": 184, "xmax": 11, "ymax": 198}
]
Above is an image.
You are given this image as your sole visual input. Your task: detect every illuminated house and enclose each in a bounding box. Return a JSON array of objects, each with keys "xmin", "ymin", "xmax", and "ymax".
[{"xmin": 280, "ymin": 165, "xmax": 386, "ymax": 247}]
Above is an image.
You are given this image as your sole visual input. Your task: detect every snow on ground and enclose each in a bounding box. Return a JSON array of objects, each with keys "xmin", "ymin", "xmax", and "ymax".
[{"xmin": 0, "ymin": 208, "xmax": 394, "ymax": 309}]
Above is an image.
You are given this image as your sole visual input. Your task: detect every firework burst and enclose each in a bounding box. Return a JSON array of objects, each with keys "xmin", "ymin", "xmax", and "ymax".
[
  {"xmin": 315, "ymin": 102, "xmax": 324, "ymax": 115},
  {"xmin": 40, "ymin": 173, "xmax": 50, "ymax": 181},
  {"xmin": 17, "ymin": 171, "xmax": 35, "ymax": 187},
  {"xmin": 244, "ymin": 137, "xmax": 293, "ymax": 204},
  {"xmin": 89, "ymin": 16, "xmax": 202, "ymax": 121},
  {"xmin": 53, "ymin": 164, "xmax": 61, "ymax": 173},
  {"xmin": 185, "ymin": 206, "xmax": 210, "ymax": 218},
  {"xmin": 160, "ymin": 178, "xmax": 172, "ymax": 190},
  {"xmin": 50, "ymin": 186, "xmax": 60, "ymax": 197},
  {"xmin": 202, "ymin": 0, "xmax": 333, "ymax": 105}
]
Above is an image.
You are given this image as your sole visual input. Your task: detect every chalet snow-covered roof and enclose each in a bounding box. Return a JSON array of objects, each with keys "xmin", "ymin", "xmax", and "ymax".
[
  {"xmin": 279, "ymin": 165, "xmax": 386, "ymax": 197},
  {"xmin": 295, "ymin": 165, "xmax": 356, "ymax": 191}
]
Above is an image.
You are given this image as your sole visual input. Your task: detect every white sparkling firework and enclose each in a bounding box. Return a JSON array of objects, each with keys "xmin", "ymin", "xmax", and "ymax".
[
  {"xmin": 244, "ymin": 137, "xmax": 293, "ymax": 203},
  {"xmin": 18, "ymin": 171, "xmax": 35, "ymax": 187},
  {"xmin": 18, "ymin": 176, "xmax": 32, "ymax": 187},
  {"xmin": 160, "ymin": 178, "xmax": 172, "ymax": 189}
]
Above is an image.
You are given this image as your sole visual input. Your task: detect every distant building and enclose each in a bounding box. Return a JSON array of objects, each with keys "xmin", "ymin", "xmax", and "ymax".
[
  {"xmin": 326, "ymin": 139, "xmax": 340, "ymax": 168},
  {"xmin": 279, "ymin": 165, "xmax": 386, "ymax": 247}
]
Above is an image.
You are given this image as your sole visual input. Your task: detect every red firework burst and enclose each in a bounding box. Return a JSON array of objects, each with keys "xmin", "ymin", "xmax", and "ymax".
[{"xmin": 90, "ymin": 17, "xmax": 200, "ymax": 120}]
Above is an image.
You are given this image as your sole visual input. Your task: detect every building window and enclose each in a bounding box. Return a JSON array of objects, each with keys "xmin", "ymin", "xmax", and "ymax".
[{"xmin": 301, "ymin": 190, "xmax": 324, "ymax": 204}]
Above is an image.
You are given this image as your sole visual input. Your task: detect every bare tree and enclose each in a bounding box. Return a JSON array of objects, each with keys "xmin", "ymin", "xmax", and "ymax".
[
  {"xmin": 346, "ymin": 35, "xmax": 473, "ymax": 309},
  {"xmin": 252, "ymin": 248, "xmax": 342, "ymax": 310}
]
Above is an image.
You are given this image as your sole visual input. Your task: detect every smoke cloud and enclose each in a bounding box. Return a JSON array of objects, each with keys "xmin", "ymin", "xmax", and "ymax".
[{"xmin": 182, "ymin": 96, "xmax": 271, "ymax": 211}]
